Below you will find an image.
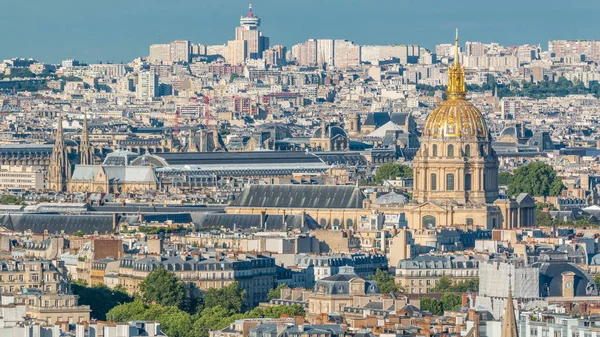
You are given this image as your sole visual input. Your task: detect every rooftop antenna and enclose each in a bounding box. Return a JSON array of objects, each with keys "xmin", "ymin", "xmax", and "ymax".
[{"xmin": 248, "ymin": 0, "xmax": 253, "ymax": 17}]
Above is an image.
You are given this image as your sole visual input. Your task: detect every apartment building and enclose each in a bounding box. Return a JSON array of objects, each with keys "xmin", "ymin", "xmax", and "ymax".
[
  {"xmin": 0, "ymin": 165, "xmax": 44, "ymax": 191},
  {"xmin": 116, "ymin": 253, "xmax": 276, "ymax": 307},
  {"xmin": 0, "ymin": 260, "xmax": 68, "ymax": 294},
  {"xmin": 395, "ymin": 255, "xmax": 479, "ymax": 294}
]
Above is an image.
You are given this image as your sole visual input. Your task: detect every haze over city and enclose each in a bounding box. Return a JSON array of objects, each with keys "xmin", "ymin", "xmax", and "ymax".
[
  {"xmin": 2, "ymin": 0, "xmax": 600, "ymax": 62},
  {"xmin": 4, "ymin": 1, "xmax": 600, "ymax": 337}
]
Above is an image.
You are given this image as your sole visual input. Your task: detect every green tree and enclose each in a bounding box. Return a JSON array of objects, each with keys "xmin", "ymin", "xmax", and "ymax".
[
  {"xmin": 202, "ymin": 282, "xmax": 246, "ymax": 313},
  {"xmin": 451, "ymin": 278, "xmax": 479, "ymax": 293},
  {"xmin": 508, "ymin": 162, "xmax": 564, "ymax": 197},
  {"xmin": 536, "ymin": 209, "xmax": 554, "ymax": 227},
  {"xmin": 72, "ymin": 282, "xmax": 133, "ymax": 320},
  {"xmin": 192, "ymin": 306, "xmax": 235, "ymax": 337},
  {"xmin": 440, "ymin": 293, "xmax": 462, "ymax": 312},
  {"xmin": 7, "ymin": 68, "xmax": 35, "ymax": 78},
  {"xmin": 267, "ymin": 284, "xmax": 289, "ymax": 300},
  {"xmin": 106, "ymin": 299, "xmax": 147, "ymax": 321},
  {"xmin": 0, "ymin": 195, "xmax": 25, "ymax": 205},
  {"xmin": 107, "ymin": 301, "xmax": 193, "ymax": 337},
  {"xmin": 153, "ymin": 308, "xmax": 193, "ymax": 337},
  {"xmin": 498, "ymin": 172, "xmax": 513, "ymax": 186},
  {"xmin": 430, "ymin": 275, "xmax": 453, "ymax": 293},
  {"xmin": 371, "ymin": 269, "xmax": 404, "ymax": 294},
  {"xmin": 420, "ymin": 297, "xmax": 443, "ymax": 315},
  {"xmin": 374, "ymin": 163, "xmax": 413, "ymax": 184},
  {"xmin": 140, "ymin": 267, "xmax": 185, "ymax": 308},
  {"xmin": 262, "ymin": 304, "xmax": 305, "ymax": 318}
]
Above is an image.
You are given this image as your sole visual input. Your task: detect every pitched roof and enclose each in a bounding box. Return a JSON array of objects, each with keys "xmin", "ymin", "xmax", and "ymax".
[
  {"xmin": 193, "ymin": 213, "xmax": 320, "ymax": 231},
  {"xmin": 230, "ymin": 185, "xmax": 365, "ymax": 209},
  {"xmin": 0, "ymin": 213, "xmax": 116, "ymax": 234}
]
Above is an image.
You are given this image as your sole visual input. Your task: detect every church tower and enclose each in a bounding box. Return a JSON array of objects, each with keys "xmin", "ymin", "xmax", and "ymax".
[
  {"xmin": 79, "ymin": 112, "xmax": 93, "ymax": 165},
  {"xmin": 413, "ymin": 30, "xmax": 499, "ymax": 205},
  {"xmin": 48, "ymin": 113, "xmax": 70, "ymax": 192}
]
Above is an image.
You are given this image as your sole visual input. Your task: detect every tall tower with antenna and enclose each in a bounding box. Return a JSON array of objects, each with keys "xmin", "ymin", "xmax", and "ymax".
[{"xmin": 235, "ymin": 0, "xmax": 269, "ymax": 60}]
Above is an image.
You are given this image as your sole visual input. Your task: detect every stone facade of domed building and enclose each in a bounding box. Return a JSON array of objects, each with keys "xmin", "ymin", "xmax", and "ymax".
[
  {"xmin": 407, "ymin": 32, "xmax": 533, "ymax": 230},
  {"xmin": 363, "ymin": 33, "xmax": 536, "ymax": 230}
]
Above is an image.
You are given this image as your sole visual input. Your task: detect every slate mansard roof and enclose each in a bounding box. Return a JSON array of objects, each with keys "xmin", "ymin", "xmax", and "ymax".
[
  {"xmin": 194, "ymin": 213, "xmax": 320, "ymax": 231},
  {"xmin": 0, "ymin": 213, "xmax": 117, "ymax": 234},
  {"xmin": 230, "ymin": 185, "xmax": 366, "ymax": 209}
]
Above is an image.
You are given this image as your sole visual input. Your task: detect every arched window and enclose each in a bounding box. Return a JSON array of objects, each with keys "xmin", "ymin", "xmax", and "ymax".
[
  {"xmin": 466, "ymin": 218, "xmax": 474, "ymax": 227},
  {"xmin": 447, "ymin": 145, "xmax": 454, "ymax": 157},
  {"xmin": 430, "ymin": 173, "xmax": 437, "ymax": 191},
  {"xmin": 465, "ymin": 144, "xmax": 471, "ymax": 157},
  {"xmin": 432, "ymin": 144, "xmax": 438, "ymax": 157},
  {"xmin": 422, "ymin": 216, "xmax": 436, "ymax": 228},
  {"xmin": 446, "ymin": 174, "xmax": 455, "ymax": 191}
]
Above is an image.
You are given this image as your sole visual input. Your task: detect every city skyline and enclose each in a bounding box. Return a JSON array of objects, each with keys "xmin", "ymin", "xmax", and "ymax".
[{"xmin": 2, "ymin": 0, "xmax": 600, "ymax": 63}]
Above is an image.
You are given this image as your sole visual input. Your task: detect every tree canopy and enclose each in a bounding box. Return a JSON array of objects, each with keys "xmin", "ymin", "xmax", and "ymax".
[
  {"xmin": 498, "ymin": 172, "xmax": 513, "ymax": 186},
  {"xmin": 72, "ymin": 282, "xmax": 133, "ymax": 320},
  {"xmin": 371, "ymin": 269, "xmax": 404, "ymax": 294},
  {"xmin": 508, "ymin": 162, "xmax": 564, "ymax": 197},
  {"xmin": 429, "ymin": 275, "xmax": 479, "ymax": 293},
  {"xmin": 202, "ymin": 282, "xmax": 246, "ymax": 313},
  {"xmin": 420, "ymin": 297, "xmax": 443, "ymax": 315},
  {"xmin": 417, "ymin": 76, "xmax": 600, "ymax": 99},
  {"xmin": 107, "ymin": 300, "xmax": 305, "ymax": 337},
  {"xmin": 267, "ymin": 284, "xmax": 289, "ymax": 300},
  {"xmin": 374, "ymin": 163, "xmax": 413, "ymax": 184},
  {"xmin": 0, "ymin": 195, "xmax": 26, "ymax": 205},
  {"xmin": 139, "ymin": 267, "xmax": 185, "ymax": 309}
]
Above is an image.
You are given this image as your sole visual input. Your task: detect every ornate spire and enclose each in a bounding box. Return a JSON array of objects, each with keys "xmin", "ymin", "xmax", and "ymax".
[
  {"xmin": 447, "ymin": 29, "xmax": 467, "ymax": 101},
  {"xmin": 502, "ymin": 272, "xmax": 519, "ymax": 337},
  {"xmin": 49, "ymin": 113, "xmax": 69, "ymax": 192},
  {"xmin": 80, "ymin": 112, "xmax": 92, "ymax": 165}
]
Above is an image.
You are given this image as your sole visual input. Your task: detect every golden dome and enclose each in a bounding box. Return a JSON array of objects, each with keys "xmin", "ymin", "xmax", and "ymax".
[
  {"xmin": 422, "ymin": 99, "xmax": 488, "ymax": 138},
  {"xmin": 422, "ymin": 30, "xmax": 488, "ymax": 139}
]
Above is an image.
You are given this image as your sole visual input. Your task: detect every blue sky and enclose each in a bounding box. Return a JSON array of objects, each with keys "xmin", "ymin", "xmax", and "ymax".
[{"xmin": 1, "ymin": 0, "xmax": 599, "ymax": 63}]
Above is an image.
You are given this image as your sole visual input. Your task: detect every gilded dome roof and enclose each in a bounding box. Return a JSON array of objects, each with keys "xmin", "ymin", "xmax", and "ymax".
[
  {"xmin": 422, "ymin": 99, "xmax": 488, "ymax": 138},
  {"xmin": 422, "ymin": 29, "xmax": 488, "ymax": 139}
]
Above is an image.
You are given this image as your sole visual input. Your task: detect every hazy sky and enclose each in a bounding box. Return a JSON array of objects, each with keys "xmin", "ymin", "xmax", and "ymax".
[{"xmin": 1, "ymin": 0, "xmax": 599, "ymax": 63}]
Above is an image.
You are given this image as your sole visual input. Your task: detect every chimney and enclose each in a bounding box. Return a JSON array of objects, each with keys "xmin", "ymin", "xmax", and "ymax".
[
  {"xmin": 462, "ymin": 293, "xmax": 468, "ymax": 307},
  {"xmin": 112, "ymin": 213, "xmax": 119, "ymax": 231},
  {"xmin": 260, "ymin": 211, "xmax": 266, "ymax": 230}
]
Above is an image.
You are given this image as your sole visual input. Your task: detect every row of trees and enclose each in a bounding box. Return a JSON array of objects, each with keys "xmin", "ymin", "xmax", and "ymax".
[
  {"xmin": 99, "ymin": 267, "xmax": 304, "ymax": 337},
  {"xmin": 417, "ymin": 76, "xmax": 600, "ymax": 100},
  {"xmin": 418, "ymin": 275, "xmax": 478, "ymax": 315},
  {"xmin": 420, "ymin": 293, "xmax": 462, "ymax": 315},
  {"xmin": 374, "ymin": 163, "xmax": 413, "ymax": 185},
  {"xmin": 107, "ymin": 299, "xmax": 305, "ymax": 337},
  {"xmin": 429, "ymin": 275, "xmax": 479, "ymax": 293}
]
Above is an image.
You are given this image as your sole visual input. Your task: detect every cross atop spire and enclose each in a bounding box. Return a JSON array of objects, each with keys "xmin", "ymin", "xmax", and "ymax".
[
  {"xmin": 446, "ymin": 29, "xmax": 467, "ymax": 100},
  {"xmin": 454, "ymin": 28, "xmax": 460, "ymax": 67}
]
